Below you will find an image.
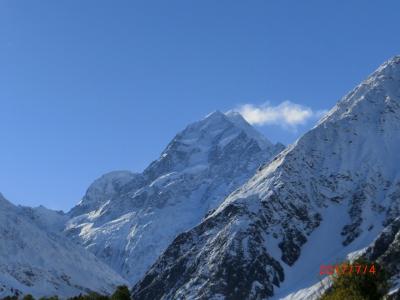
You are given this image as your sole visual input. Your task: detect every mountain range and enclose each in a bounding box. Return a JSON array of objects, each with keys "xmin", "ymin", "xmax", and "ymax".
[
  {"xmin": 66, "ymin": 110, "xmax": 284, "ymax": 285},
  {"xmin": 1, "ymin": 56, "xmax": 400, "ymax": 299},
  {"xmin": 131, "ymin": 55, "xmax": 400, "ymax": 299}
]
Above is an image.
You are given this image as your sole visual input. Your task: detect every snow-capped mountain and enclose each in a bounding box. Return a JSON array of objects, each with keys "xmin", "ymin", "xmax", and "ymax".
[
  {"xmin": 131, "ymin": 56, "xmax": 400, "ymax": 300},
  {"xmin": 0, "ymin": 193, "xmax": 127, "ymax": 298},
  {"xmin": 66, "ymin": 111, "xmax": 284, "ymax": 284}
]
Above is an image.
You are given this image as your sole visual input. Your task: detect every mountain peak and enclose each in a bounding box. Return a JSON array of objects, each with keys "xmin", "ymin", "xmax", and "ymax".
[
  {"xmin": 147, "ymin": 110, "xmax": 284, "ymax": 178},
  {"xmin": 69, "ymin": 170, "xmax": 141, "ymax": 216},
  {"xmin": 225, "ymin": 110, "xmax": 274, "ymax": 148},
  {"xmin": 369, "ymin": 54, "xmax": 400, "ymax": 82},
  {"xmin": 319, "ymin": 55, "xmax": 400, "ymax": 125},
  {"xmin": 381, "ymin": 54, "xmax": 400, "ymax": 67},
  {"xmin": 203, "ymin": 110, "xmax": 226, "ymax": 120},
  {"xmin": 181, "ymin": 110, "xmax": 273, "ymax": 150}
]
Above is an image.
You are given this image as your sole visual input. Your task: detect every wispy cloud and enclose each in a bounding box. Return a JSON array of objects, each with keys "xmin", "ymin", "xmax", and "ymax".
[{"xmin": 236, "ymin": 101, "xmax": 327, "ymax": 130}]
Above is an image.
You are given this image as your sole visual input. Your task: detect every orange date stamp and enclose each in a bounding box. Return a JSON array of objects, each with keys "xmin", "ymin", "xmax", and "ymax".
[{"xmin": 320, "ymin": 263, "xmax": 376, "ymax": 276}]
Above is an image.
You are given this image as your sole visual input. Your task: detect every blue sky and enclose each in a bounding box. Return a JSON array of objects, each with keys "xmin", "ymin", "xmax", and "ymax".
[{"xmin": 1, "ymin": 0, "xmax": 399, "ymax": 211}]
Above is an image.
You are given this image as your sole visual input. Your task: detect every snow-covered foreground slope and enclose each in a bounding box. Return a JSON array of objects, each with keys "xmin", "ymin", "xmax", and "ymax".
[
  {"xmin": 281, "ymin": 216, "xmax": 400, "ymax": 300},
  {"xmin": 66, "ymin": 111, "xmax": 284, "ymax": 284},
  {"xmin": 131, "ymin": 56, "xmax": 400, "ymax": 299},
  {"xmin": 0, "ymin": 193, "xmax": 127, "ymax": 298}
]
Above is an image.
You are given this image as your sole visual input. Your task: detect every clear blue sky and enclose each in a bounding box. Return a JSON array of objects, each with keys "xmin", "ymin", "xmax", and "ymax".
[{"xmin": 1, "ymin": 0, "xmax": 399, "ymax": 211}]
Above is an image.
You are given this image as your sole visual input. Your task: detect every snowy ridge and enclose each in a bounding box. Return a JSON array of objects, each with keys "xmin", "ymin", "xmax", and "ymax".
[
  {"xmin": 131, "ymin": 56, "xmax": 400, "ymax": 299},
  {"xmin": 0, "ymin": 194, "xmax": 127, "ymax": 298},
  {"xmin": 70, "ymin": 171, "xmax": 143, "ymax": 216},
  {"xmin": 66, "ymin": 111, "xmax": 284, "ymax": 284}
]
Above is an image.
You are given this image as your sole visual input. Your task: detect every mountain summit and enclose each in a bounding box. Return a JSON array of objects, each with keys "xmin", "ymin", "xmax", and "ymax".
[
  {"xmin": 66, "ymin": 111, "xmax": 284, "ymax": 284},
  {"xmin": 131, "ymin": 56, "xmax": 400, "ymax": 299}
]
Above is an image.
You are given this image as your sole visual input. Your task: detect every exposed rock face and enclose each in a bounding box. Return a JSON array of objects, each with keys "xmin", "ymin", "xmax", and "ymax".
[
  {"xmin": 66, "ymin": 111, "xmax": 283, "ymax": 284},
  {"xmin": 131, "ymin": 56, "xmax": 400, "ymax": 299},
  {"xmin": 364, "ymin": 217, "xmax": 400, "ymax": 296}
]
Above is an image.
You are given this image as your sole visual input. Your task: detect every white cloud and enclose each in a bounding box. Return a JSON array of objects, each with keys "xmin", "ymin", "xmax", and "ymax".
[{"xmin": 237, "ymin": 101, "xmax": 327, "ymax": 129}]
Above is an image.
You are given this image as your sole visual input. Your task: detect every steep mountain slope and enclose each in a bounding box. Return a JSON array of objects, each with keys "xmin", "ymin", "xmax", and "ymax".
[
  {"xmin": 364, "ymin": 217, "xmax": 400, "ymax": 298},
  {"xmin": 0, "ymin": 194, "xmax": 127, "ymax": 298},
  {"xmin": 131, "ymin": 56, "xmax": 400, "ymax": 300},
  {"xmin": 66, "ymin": 111, "xmax": 284, "ymax": 284},
  {"xmin": 286, "ymin": 216, "xmax": 400, "ymax": 300}
]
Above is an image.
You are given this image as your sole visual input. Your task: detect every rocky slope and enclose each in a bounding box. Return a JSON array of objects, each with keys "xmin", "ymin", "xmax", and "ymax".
[
  {"xmin": 364, "ymin": 217, "xmax": 400, "ymax": 298},
  {"xmin": 286, "ymin": 216, "xmax": 400, "ymax": 300},
  {"xmin": 66, "ymin": 111, "xmax": 284, "ymax": 284},
  {"xmin": 131, "ymin": 56, "xmax": 400, "ymax": 299},
  {"xmin": 0, "ymin": 193, "xmax": 127, "ymax": 298}
]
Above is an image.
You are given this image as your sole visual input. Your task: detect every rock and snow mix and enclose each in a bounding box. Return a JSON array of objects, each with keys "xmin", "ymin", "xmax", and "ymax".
[
  {"xmin": 131, "ymin": 56, "xmax": 400, "ymax": 299},
  {"xmin": 65, "ymin": 111, "xmax": 283, "ymax": 285},
  {"xmin": 0, "ymin": 194, "xmax": 127, "ymax": 298},
  {"xmin": 1, "ymin": 56, "xmax": 400, "ymax": 299}
]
